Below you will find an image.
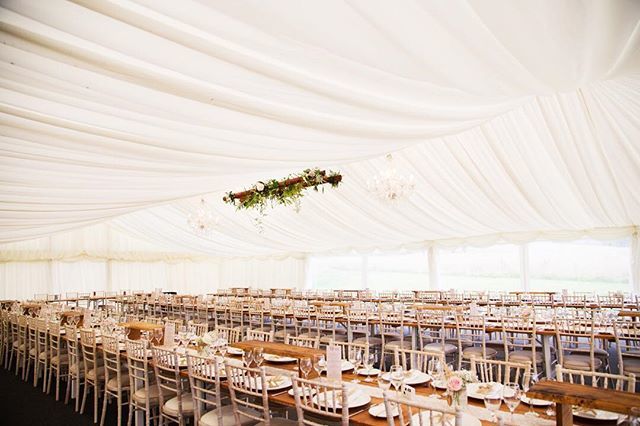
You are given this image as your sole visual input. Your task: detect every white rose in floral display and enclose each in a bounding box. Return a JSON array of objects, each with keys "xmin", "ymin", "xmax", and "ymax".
[
  {"xmin": 256, "ymin": 182, "xmax": 265, "ymax": 192},
  {"xmin": 234, "ymin": 198, "xmax": 241, "ymax": 206}
]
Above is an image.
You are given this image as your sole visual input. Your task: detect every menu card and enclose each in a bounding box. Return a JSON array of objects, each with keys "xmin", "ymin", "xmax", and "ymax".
[
  {"xmin": 326, "ymin": 344, "xmax": 342, "ymax": 382},
  {"xmin": 164, "ymin": 322, "xmax": 175, "ymax": 347}
]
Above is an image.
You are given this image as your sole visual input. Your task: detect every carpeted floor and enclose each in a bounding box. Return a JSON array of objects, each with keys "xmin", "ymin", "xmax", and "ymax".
[{"xmin": 0, "ymin": 365, "xmax": 122, "ymax": 425}]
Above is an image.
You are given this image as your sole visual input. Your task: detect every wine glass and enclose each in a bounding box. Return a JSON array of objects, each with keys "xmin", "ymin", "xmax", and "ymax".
[
  {"xmin": 253, "ymin": 347, "xmax": 264, "ymax": 367},
  {"xmin": 503, "ymin": 382, "xmax": 522, "ymax": 422},
  {"xmin": 427, "ymin": 359, "xmax": 442, "ymax": 399},
  {"xmin": 242, "ymin": 350, "xmax": 253, "ymax": 367},
  {"xmin": 484, "ymin": 392, "xmax": 503, "ymax": 423},
  {"xmin": 363, "ymin": 353, "xmax": 376, "ymax": 382},
  {"xmin": 300, "ymin": 357, "xmax": 312, "ymax": 379},
  {"xmin": 348, "ymin": 349, "xmax": 362, "ymax": 383},
  {"xmin": 312, "ymin": 354, "xmax": 325, "ymax": 379},
  {"xmin": 219, "ymin": 343, "xmax": 228, "ymax": 358},
  {"xmin": 153, "ymin": 328, "xmax": 163, "ymax": 346},
  {"xmin": 524, "ymin": 374, "xmax": 539, "ymax": 417},
  {"xmin": 389, "ymin": 365, "xmax": 405, "ymax": 398}
]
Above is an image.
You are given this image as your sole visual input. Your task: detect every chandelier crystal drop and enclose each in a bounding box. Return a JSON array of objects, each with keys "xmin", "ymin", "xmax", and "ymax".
[
  {"xmin": 187, "ymin": 198, "xmax": 220, "ymax": 236},
  {"xmin": 367, "ymin": 154, "xmax": 415, "ymax": 203}
]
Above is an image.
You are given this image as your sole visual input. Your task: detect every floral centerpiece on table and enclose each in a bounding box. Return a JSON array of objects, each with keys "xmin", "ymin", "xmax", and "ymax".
[{"xmin": 444, "ymin": 368, "xmax": 477, "ymax": 408}]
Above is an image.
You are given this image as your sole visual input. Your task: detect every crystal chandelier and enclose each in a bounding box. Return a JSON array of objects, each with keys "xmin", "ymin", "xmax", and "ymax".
[
  {"xmin": 187, "ymin": 198, "xmax": 220, "ymax": 236},
  {"xmin": 367, "ymin": 154, "xmax": 415, "ymax": 203}
]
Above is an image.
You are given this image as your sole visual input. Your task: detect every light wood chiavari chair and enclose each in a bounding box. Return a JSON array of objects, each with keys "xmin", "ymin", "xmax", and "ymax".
[
  {"xmin": 470, "ymin": 357, "xmax": 531, "ymax": 387},
  {"xmin": 100, "ymin": 334, "xmax": 129, "ymax": 426},
  {"xmin": 46, "ymin": 321, "xmax": 68, "ymax": 401},
  {"xmin": 285, "ymin": 334, "xmax": 320, "ymax": 349},
  {"xmin": 291, "ymin": 375, "xmax": 349, "ymax": 426},
  {"xmin": 224, "ymin": 362, "xmax": 296, "ymax": 425},
  {"xmin": 80, "ymin": 328, "xmax": 105, "ymax": 423},
  {"xmin": 152, "ymin": 346, "xmax": 194, "ymax": 426},
  {"xmin": 383, "ymin": 390, "xmax": 462, "ymax": 426},
  {"xmin": 556, "ymin": 364, "xmax": 635, "ymax": 391}
]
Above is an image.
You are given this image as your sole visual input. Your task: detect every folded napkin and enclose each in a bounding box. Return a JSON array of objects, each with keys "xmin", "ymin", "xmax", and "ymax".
[
  {"xmin": 266, "ymin": 376, "xmax": 284, "ymax": 388},
  {"xmin": 476, "ymin": 383, "xmax": 497, "ymax": 395}
]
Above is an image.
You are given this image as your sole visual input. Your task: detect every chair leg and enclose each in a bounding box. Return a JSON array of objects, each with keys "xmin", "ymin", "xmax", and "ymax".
[
  {"xmin": 127, "ymin": 402, "xmax": 133, "ymax": 426},
  {"xmin": 94, "ymin": 383, "xmax": 99, "ymax": 423},
  {"xmin": 100, "ymin": 392, "xmax": 108, "ymax": 426},
  {"xmin": 65, "ymin": 376, "xmax": 71, "ymax": 405},
  {"xmin": 80, "ymin": 379, "xmax": 88, "ymax": 414},
  {"xmin": 47, "ymin": 365, "xmax": 53, "ymax": 394},
  {"xmin": 75, "ymin": 378, "xmax": 81, "ymax": 412}
]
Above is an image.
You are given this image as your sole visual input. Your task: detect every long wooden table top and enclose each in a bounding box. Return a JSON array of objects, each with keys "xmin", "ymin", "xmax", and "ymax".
[
  {"xmin": 528, "ymin": 380, "xmax": 640, "ymax": 415},
  {"xmin": 231, "ymin": 340, "xmax": 323, "ymax": 359}
]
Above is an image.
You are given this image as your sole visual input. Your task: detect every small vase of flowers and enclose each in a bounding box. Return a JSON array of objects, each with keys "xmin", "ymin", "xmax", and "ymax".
[{"xmin": 445, "ymin": 369, "xmax": 476, "ymax": 409}]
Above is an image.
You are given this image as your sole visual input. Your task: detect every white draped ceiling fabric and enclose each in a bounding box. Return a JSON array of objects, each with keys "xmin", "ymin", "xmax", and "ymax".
[{"xmin": 1, "ymin": 0, "xmax": 640, "ymax": 296}]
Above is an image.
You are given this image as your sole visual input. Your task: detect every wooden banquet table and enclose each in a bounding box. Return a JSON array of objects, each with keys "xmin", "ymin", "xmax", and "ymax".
[
  {"xmin": 71, "ymin": 336, "xmax": 556, "ymax": 426},
  {"xmin": 528, "ymin": 380, "xmax": 640, "ymax": 426}
]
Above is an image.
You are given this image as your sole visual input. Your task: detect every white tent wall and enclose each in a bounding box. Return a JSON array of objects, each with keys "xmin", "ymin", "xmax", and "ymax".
[{"xmin": 0, "ymin": 223, "xmax": 306, "ymax": 299}]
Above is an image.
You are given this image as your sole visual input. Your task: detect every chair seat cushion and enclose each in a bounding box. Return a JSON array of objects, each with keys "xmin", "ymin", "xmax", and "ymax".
[
  {"xmin": 508, "ymin": 350, "xmax": 543, "ymax": 364},
  {"xmin": 621, "ymin": 356, "xmax": 640, "ymax": 374},
  {"xmin": 69, "ymin": 363, "xmax": 84, "ymax": 377},
  {"xmin": 353, "ymin": 336, "xmax": 383, "ymax": 345},
  {"xmin": 320, "ymin": 334, "xmax": 348, "ymax": 344},
  {"xmin": 163, "ymin": 393, "xmax": 194, "ymax": 417},
  {"xmin": 423, "ymin": 343, "xmax": 457, "ymax": 354},
  {"xmin": 106, "ymin": 373, "xmax": 130, "ymax": 391},
  {"xmin": 86, "ymin": 366, "xmax": 105, "ymax": 381},
  {"xmin": 385, "ymin": 340, "xmax": 412, "ymax": 350},
  {"xmin": 563, "ymin": 355, "xmax": 603, "ymax": 371},
  {"xmin": 132, "ymin": 384, "xmax": 172, "ymax": 405},
  {"xmin": 50, "ymin": 354, "xmax": 69, "ymax": 366},
  {"xmin": 200, "ymin": 405, "xmax": 256, "ymax": 426},
  {"xmin": 38, "ymin": 351, "xmax": 49, "ymax": 360},
  {"xmin": 462, "ymin": 346, "xmax": 498, "ymax": 359}
]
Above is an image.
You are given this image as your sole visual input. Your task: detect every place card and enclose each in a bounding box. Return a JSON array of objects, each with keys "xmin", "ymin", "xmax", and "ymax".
[
  {"xmin": 326, "ymin": 344, "xmax": 342, "ymax": 382},
  {"xmin": 164, "ymin": 322, "xmax": 175, "ymax": 347}
]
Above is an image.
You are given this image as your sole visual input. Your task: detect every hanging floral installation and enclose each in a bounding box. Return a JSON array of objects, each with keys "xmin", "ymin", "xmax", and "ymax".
[{"xmin": 223, "ymin": 168, "xmax": 342, "ymax": 221}]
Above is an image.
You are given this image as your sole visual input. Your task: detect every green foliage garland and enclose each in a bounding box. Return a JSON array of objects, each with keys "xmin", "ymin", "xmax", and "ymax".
[{"xmin": 223, "ymin": 168, "xmax": 342, "ymax": 215}]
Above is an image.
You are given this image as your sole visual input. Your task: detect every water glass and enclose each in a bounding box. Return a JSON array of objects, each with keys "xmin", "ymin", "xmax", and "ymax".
[
  {"xmin": 364, "ymin": 353, "xmax": 376, "ymax": 382},
  {"xmin": 253, "ymin": 347, "xmax": 264, "ymax": 367},
  {"xmin": 312, "ymin": 354, "xmax": 325, "ymax": 377},
  {"xmin": 348, "ymin": 349, "xmax": 362, "ymax": 383},
  {"xmin": 484, "ymin": 393, "xmax": 502, "ymax": 423},
  {"xmin": 503, "ymin": 382, "xmax": 522, "ymax": 422},
  {"xmin": 389, "ymin": 365, "xmax": 405, "ymax": 398},
  {"xmin": 300, "ymin": 357, "xmax": 312, "ymax": 379},
  {"xmin": 427, "ymin": 359, "xmax": 442, "ymax": 399},
  {"xmin": 242, "ymin": 350, "xmax": 254, "ymax": 367}
]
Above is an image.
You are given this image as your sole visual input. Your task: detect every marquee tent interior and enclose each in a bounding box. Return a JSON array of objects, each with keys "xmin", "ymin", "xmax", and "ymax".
[{"xmin": 1, "ymin": 0, "xmax": 640, "ymax": 300}]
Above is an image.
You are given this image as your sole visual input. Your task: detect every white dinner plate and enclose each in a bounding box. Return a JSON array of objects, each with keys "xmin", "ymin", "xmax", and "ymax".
[
  {"xmin": 412, "ymin": 411, "xmax": 481, "ymax": 426},
  {"xmin": 572, "ymin": 408, "xmax": 619, "ymax": 421},
  {"xmin": 340, "ymin": 360, "xmax": 355, "ymax": 371},
  {"xmin": 369, "ymin": 402, "xmax": 398, "ymax": 418},
  {"xmin": 226, "ymin": 347, "xmax": 243, "ymax": 355},
  {"xmin": 313, "ymin": 389, "xmax": 371, "ymax": 409},
  {"xmin": 466, "ymin": 382, "xmax": 504, "ymax": 400},
  {"xmin": 432, "ymin": 379, "xmax": 448, "ymax": 390},
  {"xmin": 357, "ymin": 368, "xmax": 381, "ymax": 376},
  {"xmin": 382, "ymin": 370, "xmax": 432, "ymax": 385},
  {"xmin": 263, "ymin": 353, "xmax": 297, "ymax": 363},
  {"xmin": 520, "ymin": 395, "xmax": 553, "ymax": 407}
]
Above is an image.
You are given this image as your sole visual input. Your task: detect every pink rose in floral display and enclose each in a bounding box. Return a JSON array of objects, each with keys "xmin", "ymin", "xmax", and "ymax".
[{"xmin": 447, "ymin": 376, "xmax": 463, "ymax": 392}]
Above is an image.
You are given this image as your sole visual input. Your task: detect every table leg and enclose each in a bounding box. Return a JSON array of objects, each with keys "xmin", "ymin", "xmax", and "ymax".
[{"xmin": 556, "ymin": 402, "xmax": 573, "ymax": 426}]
